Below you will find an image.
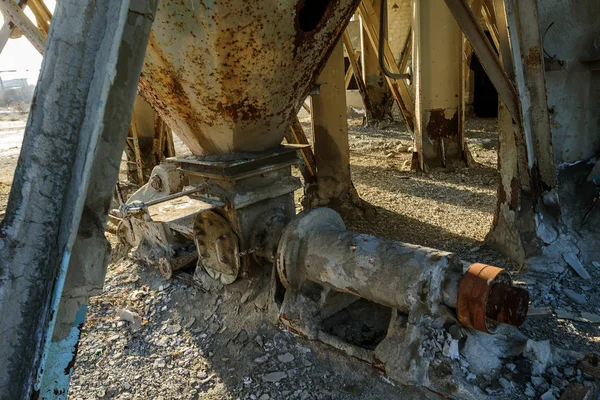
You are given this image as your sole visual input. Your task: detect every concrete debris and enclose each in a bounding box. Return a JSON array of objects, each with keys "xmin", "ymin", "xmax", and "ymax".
[
  {"xmin": 556, "ymin": 309, "xmax": 600, "ymax": 324},
  {"xmin": 525, "ymin": 340, "xmax": 553, "ymax": 376},
  {"xmin": 277, "ymin": 353, "xmax": 295, "ymax": 363},
  {"xmin": 559, "ymin": 383, "xmax": 593, "ymax": 400},
  {"xmin": 528, "ymin": 307, "xmax": 553, "ymax": 318},
  {"xmin": 541, "ymin": 388, "xmax": 557, "ymax": 400},
  {"xmin": 563, "ymin": 288, "xmax": 587, "ymax": 305},
  {"xmin": 117, "ymin": 308, "xmax": 138, "ymax": 323},
  {"xmin": 253, "ymin": 355, "xmax": 269, "ymax": 364},
  {"xmin": 525, "ymin": 383, "xmax": 536, "ymax": 397},
  {"xmin": 580, "ymin": 312, "xmax": 600, "ymax": 323},
  {"xmin": 536, "ymin": 214, "xmax": 558, "ymax": 245},
  {"xmin": 165, "ymin": 324, "xmax": 181, "ymax": 334},
  {"xmin": 262, "ymin": 371, "xmax": 287, "ymax": 383},
  {"xmin": 562, "ymin": 253, "xmax": 591, "ymax": 280}
]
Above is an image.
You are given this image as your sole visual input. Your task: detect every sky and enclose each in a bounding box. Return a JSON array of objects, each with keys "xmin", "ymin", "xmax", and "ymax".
[{"xmin": 0, "ymin": 0, "xmax": 56, "ymax": 85}]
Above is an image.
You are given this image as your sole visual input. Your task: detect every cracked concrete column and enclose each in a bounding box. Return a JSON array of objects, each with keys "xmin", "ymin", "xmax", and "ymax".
[
  {"xmin": 0, "ymin": 1, "xmax": 156, "ymax": 397},
  {"xmin": 413, "ymin": 0, "xmax": 468, "ymax": 168},
  {"xmin": 310, "ymin": 40, "xmax": 360, "ymax": 213}
]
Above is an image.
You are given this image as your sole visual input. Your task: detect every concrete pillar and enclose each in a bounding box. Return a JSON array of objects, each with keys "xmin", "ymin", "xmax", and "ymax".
[
  {"xmin": 310, "ymin": 40, "xmax": 359, "ymax": 211},
  {"xmin": 413, "ymin": 0, "xmax": 467, "ymax": 168},
  {"xmin": 0, "ymin": 1, "xmax": 156, "ymax": 397},
  {"xmin": 360, "ymin": 0, "xmax": 392, "ymax": 123}
]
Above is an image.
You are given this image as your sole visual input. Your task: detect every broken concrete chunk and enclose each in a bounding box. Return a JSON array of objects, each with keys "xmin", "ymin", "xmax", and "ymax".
[
  {"xmin": 525, "ymin": 340, "xmax": 553, "ymax": 376},
  {"xmin": 562, "ymin": 253, "xmax": 591, "ymax": 280},
  {"xmin": 536, "ymin": 214, "xmax": 558, "ymax": 245},
  {"xmin": 563, "ymin": 288, "xmax": 587, "ymax": 305},
  {"xmin": 559, "ymin": 383, "xmax": 592, "ymax": 400},
  {"xmin": 277, "ymin": 352, "xmax": 295, "ymax": 363},
  {"xmin": 262, "ymin": 371, "xmax": 287, "ymax": 383},
  {"xmin": 580, "ymin": 312, "xmax": 600, "ymax": 323},
  {"xmin": 117, "ymin": 308, "xmax": 138, "ymax": 323}
]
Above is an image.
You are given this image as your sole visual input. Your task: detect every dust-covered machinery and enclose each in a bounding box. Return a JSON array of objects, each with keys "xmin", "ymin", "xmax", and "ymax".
[{"xmin": 114, "ymin": 0, "xmax": 529, "ymax": 396}]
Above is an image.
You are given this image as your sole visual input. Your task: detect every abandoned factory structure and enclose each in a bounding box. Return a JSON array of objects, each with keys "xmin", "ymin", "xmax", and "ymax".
[{"xmin": 0, "ymin": 0, "xmax": 599, "ymax": 398}]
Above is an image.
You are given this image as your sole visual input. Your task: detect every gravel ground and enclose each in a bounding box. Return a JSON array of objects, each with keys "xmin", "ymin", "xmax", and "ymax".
[{"xmin": 1, "ymin": 112, "xmax": 600, "ymax": 399}]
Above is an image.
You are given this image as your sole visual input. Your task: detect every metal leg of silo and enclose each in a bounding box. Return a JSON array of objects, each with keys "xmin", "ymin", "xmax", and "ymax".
[{"xmin": 0, "ymin": 1, "xmax": 156, "ymax": 398}]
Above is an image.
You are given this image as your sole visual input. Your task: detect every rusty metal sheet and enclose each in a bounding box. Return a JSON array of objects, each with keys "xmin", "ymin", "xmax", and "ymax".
[
  {"xmin": 139, "ymin": 0, "xmax": 361, "ymax": 155},
  {"xmin": 147, "ymin": 195, "xmax": 222, "ymax": 224}
]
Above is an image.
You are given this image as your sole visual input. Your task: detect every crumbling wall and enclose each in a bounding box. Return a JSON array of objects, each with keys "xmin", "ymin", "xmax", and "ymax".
[{"xmin": 538, "ymin": 0, "xmax": 600, "ymax": 164}]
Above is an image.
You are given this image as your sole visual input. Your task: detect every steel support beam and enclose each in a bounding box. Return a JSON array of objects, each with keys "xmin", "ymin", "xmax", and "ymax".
[
  {"xmin": 413, "ymin": 0, "xmax": 468, "ymax": 168},
  {"xmin": 360, "ymin": 0, "xmax": 391, "ymax": 122},
  {"xmin": 444, "ymin": 0, "xmax": 521, "ymax": 126},
  {"xmin": 0, "ymin": 0, "xmax": 156, "ymax": 398},
  {"xmin": 0, "ymin": 0, "xmax": 45, "ymax": 53},
  {"xmin": 358, "ymin": 0, "xmax": 415, "ymax": 132},
  {"xmin": 343, "ymin": 29, "xmax": 376, "ymax": 121},
  {"xmin": 0, "ymin": 0, "xmax": 28, "ymax": 55}
]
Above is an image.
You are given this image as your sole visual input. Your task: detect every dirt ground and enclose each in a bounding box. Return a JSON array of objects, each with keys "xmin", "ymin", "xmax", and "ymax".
[{"xmin": 1, "ymin": 111, "xmax": 600, "ymax": 399}]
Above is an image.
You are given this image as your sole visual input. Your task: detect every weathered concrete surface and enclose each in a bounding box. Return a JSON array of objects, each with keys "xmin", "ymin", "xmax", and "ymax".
[
  {"xmin": 0, "ymin": 1, "xmax": 156, "ymax": 397},
  {"xmin": 538, "ymin": 0, "xmax": 600, "ymax": 165},
  {"xmin": 413, "ymin": 0, "xmax": 468, "ymax": 167},
  {"xmin": 311, "ymin": 41, "xmax": 361, "ymax": 211}
]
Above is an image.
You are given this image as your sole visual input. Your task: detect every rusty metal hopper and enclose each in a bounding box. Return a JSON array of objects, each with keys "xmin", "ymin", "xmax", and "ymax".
[{"xmin": 139, "ymin": 0, "xmax": 360, "ymax": 155}]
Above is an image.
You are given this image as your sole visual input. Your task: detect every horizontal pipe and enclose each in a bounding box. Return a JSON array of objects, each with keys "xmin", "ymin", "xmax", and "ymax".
[{"xmin": 277, "ymin": 208, "xmax": 529, "ymax": 333}]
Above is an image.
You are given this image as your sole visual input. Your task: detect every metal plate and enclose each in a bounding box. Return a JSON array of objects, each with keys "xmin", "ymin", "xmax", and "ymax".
[
  {"xmin": 194, "ymin": 211, "xmax": 240, "ymax": 285},
  {"xmin": 148, "ymin": 195, "xmax": 222, "ymax": 224}
]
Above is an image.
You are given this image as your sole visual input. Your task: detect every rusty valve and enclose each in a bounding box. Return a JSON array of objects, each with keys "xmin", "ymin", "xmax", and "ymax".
[{"xmin": 457, "ymin": 263, "xmax": 529, "ymax": 333}]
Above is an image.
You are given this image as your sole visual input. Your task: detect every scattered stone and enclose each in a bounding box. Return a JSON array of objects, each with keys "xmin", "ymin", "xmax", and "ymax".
[
  {"xmin": 243, "ymin": 377, "xmax": 252, "ymax": 385},
  {"xmin": 498, "ymin": 377, "xmax": 513, "ymax": 390},
  {"xmin": 154, "ymin": 359, "xmax": 166, "ymax": 368},
  {"xmin": 117, "ymin": 308, "xmax": 138, "ymax": 323},
  {"xmin": 262, "ymin": 371, "xmax": 287, "ymax": 383},
  {"xmin": 525, "ymin": 340, "xmax": 553, "ymax": 376},
  {"xmin": 506, "ymin": 363, "xmax": 517, "ymax": 373},
  {"xmin": 385, "ymin": 152, "xmax": 396, "ymax": 158},
  {"xmin": 580, "ymin": 312, "xmax": 600, "ymax": 323},
  {"xmin": 540, "ymin": 389, "xmax": 556, "ymax": 400},
  {"xmin": 532, "ymin": 375, "xmax": 547, "ymax": 388},
  {"xmin": 259, "ymin": 395, "xmax": 270, "ymax": 400},
  {"xmin": 396, "ymin": 144, "xmax": 409, "ymax": 152},
  {"xmin": 564, "ymin": 288, "xmax": 587, "ymax": 305},
  {"xmin": 592, "ymin": 261, "xmax": 600, "ymax": 269},
  {"xmin": 124, "ymin": 382, "xmax": 131, "ymax": 390},
  {"xmin": 184, "ymin": 317, "xmax": 196, "ymax": 329},
  {"xmin": 278, "ymin": 352, "xmax": 295, "ymax": 363},
  {"xmin": 528, "ymin": 307, "xmax": 553, "ymax": 318},
  {"xmin": 165, "ymin": 324, "xmax": 182, "ymax": 334},
  {"xmin": 563, "ymin": 253, "xmax": 591, "ymax": 280},
  {"xmin": 524, "ymin": 383, "xmax": 536, "ymax": 397},
  {"xmin": 254, "ymin": 355, "xmax": 269, "ymax": 364},
  {"xmin": 559, "ymin": 383, "xmax": 592, "ymax": 400}
]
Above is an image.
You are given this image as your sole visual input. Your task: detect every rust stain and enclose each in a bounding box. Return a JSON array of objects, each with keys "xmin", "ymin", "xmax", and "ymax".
[
  {"xmin": 510, "ymin": 177, "xmax": 519, "ymax": 210},
  {"xmin": 372, "ymin": 356, "xmax": 387, "ymax": 372},
  {"xmin": 457, "ymin": 263, "xmax": 529, "ymax": 333},
  {"xmin": 425, "ymin": 109, "xmax": 459, "ymax": 140},
  {"xmin": 524, "ymin": 46, "xmax": 541, "ymax": 69},
  {"xmin": 140, "ymin": 0, "xmax": 361, "ymax": 155}
]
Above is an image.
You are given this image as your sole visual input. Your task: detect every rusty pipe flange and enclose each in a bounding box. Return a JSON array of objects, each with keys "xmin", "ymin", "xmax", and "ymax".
[{"xmin": 457, "ymin": 263, "xmax": 529, "ymax": 333}]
